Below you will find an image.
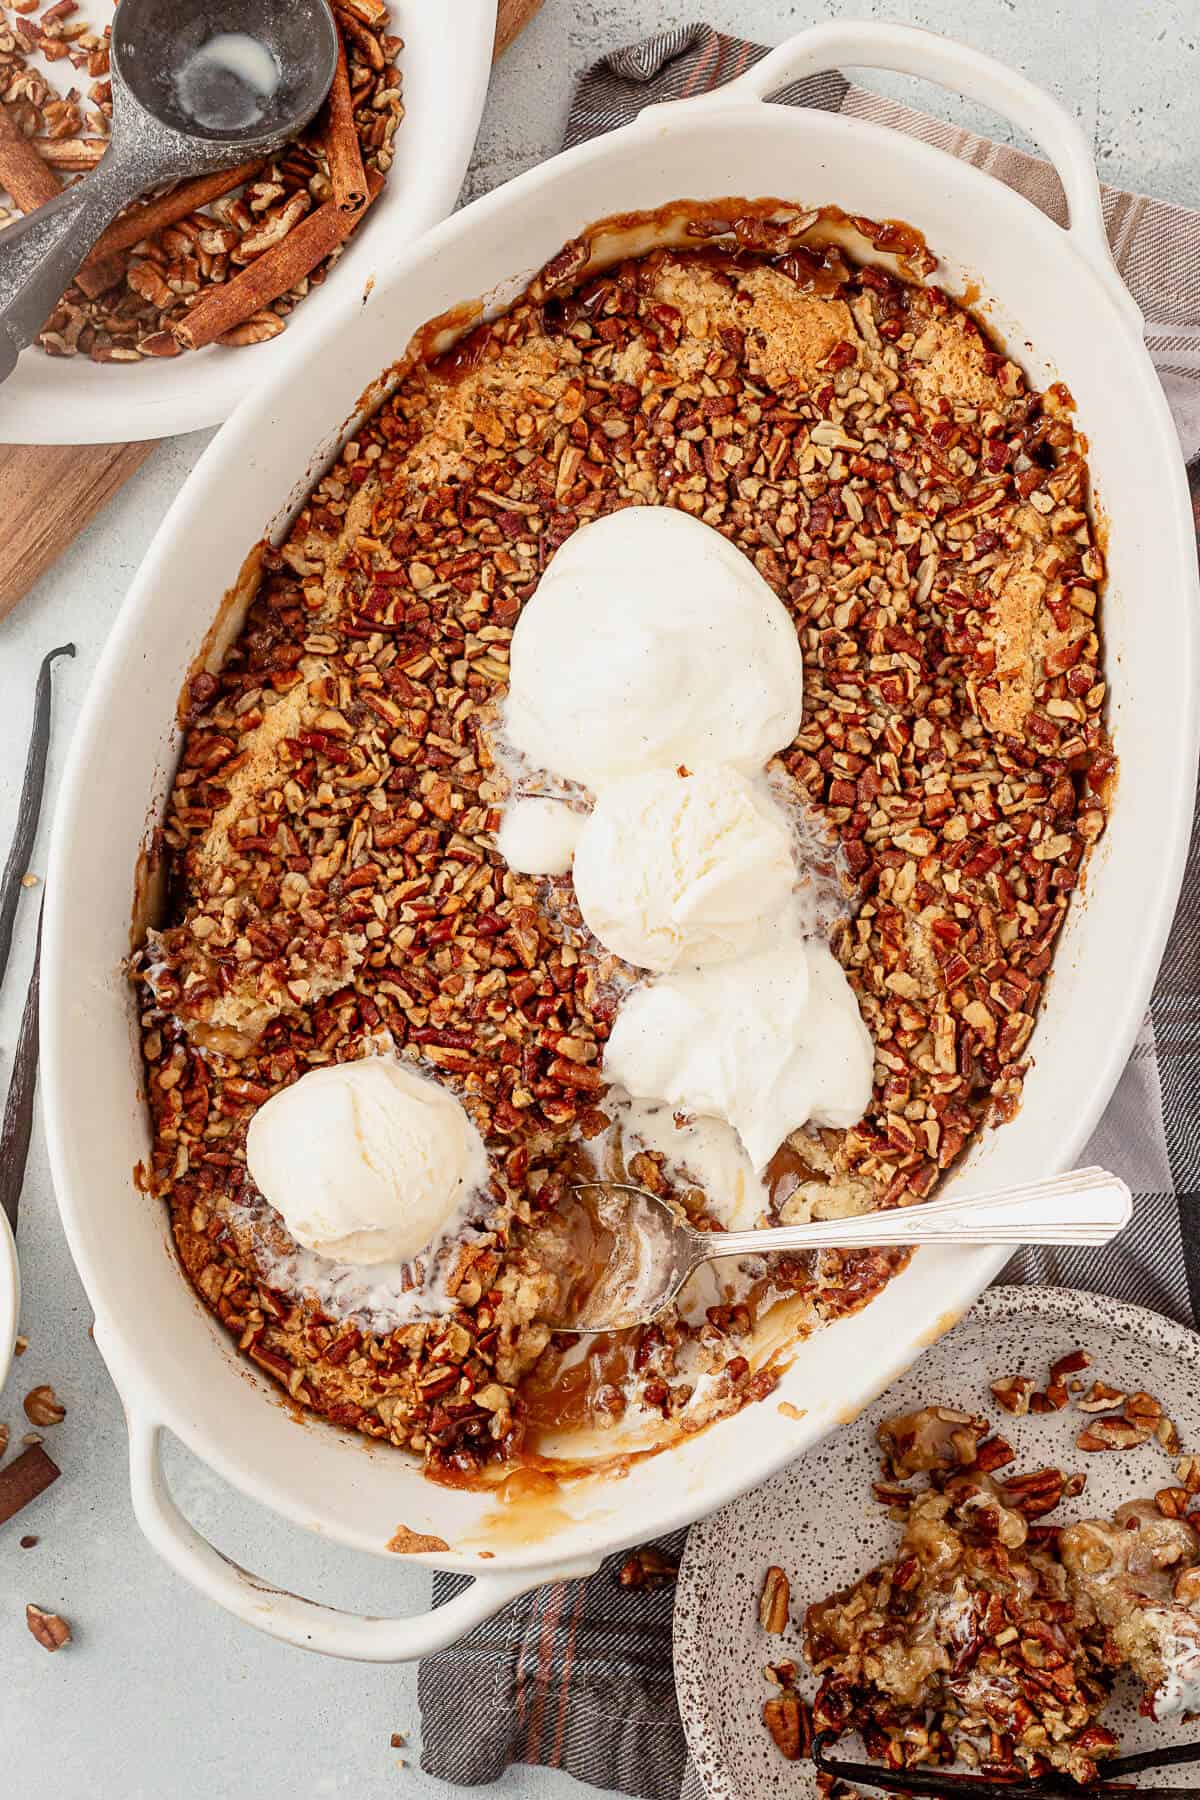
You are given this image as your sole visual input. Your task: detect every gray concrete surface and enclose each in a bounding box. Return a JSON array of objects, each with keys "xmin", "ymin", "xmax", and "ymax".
[{"xmin": 1, "ymin": 2, "xmax": 1196, "ymax": 1795}]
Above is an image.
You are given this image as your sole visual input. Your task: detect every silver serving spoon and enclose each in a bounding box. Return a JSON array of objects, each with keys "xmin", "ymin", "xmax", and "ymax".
[
  {"xmin": 547, "ymin": 1166, "xmax": 1132, "ymax": 1332},
  {"xmin": 0, "ymin": 0, "xmax": 339, "ymax": 382}
]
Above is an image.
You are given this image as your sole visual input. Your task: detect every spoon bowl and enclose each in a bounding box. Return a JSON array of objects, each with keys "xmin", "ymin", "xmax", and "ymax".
[
  {"xmin": 112, "ymin": 0, "xmax": 338, "ymax": 155},
  {"xmin": 547, "ymin": 1167, "xmax": 1133, "ymax": 1333}
]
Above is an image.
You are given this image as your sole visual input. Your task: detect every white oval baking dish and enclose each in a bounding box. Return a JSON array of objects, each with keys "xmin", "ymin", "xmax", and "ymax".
[
  {"xmin": 0, "ymin": 0, "xmax": 498, "ymax": 444},
  {"xmin": 41, "ymin": 20, "xmax": 1200, "ymax": 1660}
]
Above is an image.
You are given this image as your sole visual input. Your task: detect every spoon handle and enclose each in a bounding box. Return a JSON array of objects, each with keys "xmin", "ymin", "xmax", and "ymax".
[
  {"xmin": 706, "ymin": 1166, "xmax": 1132, "ymax": 1259},
  {"xmin": 0, "ymin": 149, "xmax": 156, "ymax": 382}
]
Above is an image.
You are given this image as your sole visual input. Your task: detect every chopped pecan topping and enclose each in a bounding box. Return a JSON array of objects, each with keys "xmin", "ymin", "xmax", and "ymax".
[{"xmin": 135, "ymin": 208, "xmax": 1109, "ymax": 1476}]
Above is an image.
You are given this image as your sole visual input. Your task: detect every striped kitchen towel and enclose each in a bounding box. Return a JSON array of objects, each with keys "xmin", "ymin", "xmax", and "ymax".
[{"xmin": 419, "ymin": 24, "xmax": 1200, "ymax": 1797}]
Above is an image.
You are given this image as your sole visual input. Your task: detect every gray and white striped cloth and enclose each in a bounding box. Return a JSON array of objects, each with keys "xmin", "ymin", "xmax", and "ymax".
[{"xmin": 419, "ymin": 25, "xmax": 1200, "ymax": 1796}]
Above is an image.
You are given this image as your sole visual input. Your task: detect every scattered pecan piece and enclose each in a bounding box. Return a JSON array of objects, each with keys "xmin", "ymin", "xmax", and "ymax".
[
  {"xmin": 1076, "ymin": 1416, "xmax": 1152, "ymax": 1453},
  {"xmin": 1077, "ymin": 1382, "xmax": 1126, "ymax": 1414},
  {"xmin": 1156, "ymin": 1486, "xmax": 1190, "ymax": 1519},
  {"xmin": 616, "ymin": 1546, "xmax": 677, "ymax": 1591},
  {"xmin": 975, "ymin": 1435, "xmax": 1017, "ymax": 1474},
  {"xmin": 991, "ymin": 1375, "xmax": 1035, "ymax": 1417},
  {"xmin": 1123, "ymin": 1391, "xmax": 1163, "ymax": 1430},
  {"xmin": 1157, "ymin": 1415, "xmax": 1183, "ymax": 1456},
  {"xmin": 762, "ymin": 1694, "xmax": 810, "ymax": 1761},
  {"xmin": 25, "ymin": 1603, "xmax": 70, "ymax": 1651},
  {"xmin": 1002, "ymin": 1467, "xmax": 1065, "ymax": 1517},
  {"xmin": 759, "ymin": 1565, "xmax": 790, "ymax": 1634},
  {"xmin": 23, "ymin": 1385, "xmax": 66, "ymax": 1426}
]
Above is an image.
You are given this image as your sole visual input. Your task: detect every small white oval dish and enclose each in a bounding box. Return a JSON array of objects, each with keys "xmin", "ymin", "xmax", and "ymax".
[
  {"xmin": 0, "ymin": 0, "xmax": 498, "ymax": 443},
  {"xmin": 675, "ymin": 1286, "xmax": 1200, "ymax": 1800}
]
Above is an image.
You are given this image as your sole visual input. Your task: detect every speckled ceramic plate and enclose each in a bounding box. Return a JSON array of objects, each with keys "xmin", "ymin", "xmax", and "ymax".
[{"xmin": 675, "ymin": 1286, "xmax": 1200, "ymax": 1798}]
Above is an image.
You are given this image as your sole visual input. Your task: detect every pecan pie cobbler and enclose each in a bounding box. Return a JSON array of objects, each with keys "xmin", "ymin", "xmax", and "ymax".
[{"xmin": 133, "ymin": 200, "xmax": 1111, "ymax": 1482}]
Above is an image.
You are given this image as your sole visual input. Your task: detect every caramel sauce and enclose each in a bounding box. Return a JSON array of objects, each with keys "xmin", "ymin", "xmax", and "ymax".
[
  {"xmin": 762, "ymin": 1141, "xmax": 814, "ymax": 1217},
  {"xmin": 528, "ymin": 1178, "xmax": 620, "ymax": 1331},
  {"xmin": 522, "ymin": 1334, "xmax": 637, "ymax": 1438},
  {"xmin": 469, "ymin": 1468, "xmax": 579, "ymax": 1549}
]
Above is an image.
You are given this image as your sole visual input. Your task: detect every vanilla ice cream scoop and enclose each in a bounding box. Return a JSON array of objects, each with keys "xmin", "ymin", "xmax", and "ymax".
[
  {"xmin": 572, "ymin": 764, "xmax": 797, "ymax": 972},
  {"xmin": 503, "ymin": 507, "xmax": 804, "ymax": 791},
  {"xmin": 245, "ymin": 1058, "xmax": 489, "ymax": 1265},
  {"xmin": 604, "ymin": 933, "xmax": 874, "ymax": 1170}
]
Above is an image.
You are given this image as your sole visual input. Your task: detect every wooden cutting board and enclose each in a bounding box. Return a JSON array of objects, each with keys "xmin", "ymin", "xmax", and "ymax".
[{"xmin": 0, "ymin": 0, "xmax": 544, "ymax": 622}]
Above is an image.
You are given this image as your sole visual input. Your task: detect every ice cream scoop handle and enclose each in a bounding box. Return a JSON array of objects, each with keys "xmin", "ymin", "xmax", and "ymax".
[{"xmin": 703, "ymin": 1166, "xmax": 1131, "ymax": 1260}]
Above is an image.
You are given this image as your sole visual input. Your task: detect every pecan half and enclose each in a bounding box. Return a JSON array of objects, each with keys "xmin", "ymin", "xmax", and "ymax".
[
  {"xmin": 762, "ymin": 1694, "xmax": 809, "ymax": 1761},
  {"xmin": 1076, "ymin": 1416, "xmax": 1152, "ymax": 1453},
  {"xmin": 25, "ymin": 1603, "xmax": 71, "ymax": 1651},
  {"xmin": 759, "ymin": 1565, "xmax": 791, "ymax": 1634},
  {"xmin": 23, "ymin": 1385, "xmax": 66, "ymax": 1427},
  {"xmin": 1002, "ymin": 1467, "xmax": 1065, "ymax": 1517}
]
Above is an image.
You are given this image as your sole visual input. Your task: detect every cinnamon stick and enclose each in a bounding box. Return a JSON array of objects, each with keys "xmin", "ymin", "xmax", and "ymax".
[
  {"xmin": 174, "ymin": 167, "xmax": 384, "ymax": 352},
  {"xmin": 0, "ymin": 1443, "xmax": 61, "ymax": 1527},
  {"xmin": 323, "ymin": 30, "xmax": 368, "ymax": 213},
  {"xmin": 0, "ymin": 99, "xmax": 61, "ymax": 214},
  {"xmin": 72, "ymin": 160, "xmax": 265, "ymax": 301},
  {"xmin": 73, "ymin": 247, "xmax": 127, "ymax": 300},
  {"xmin": 84, "ymin": 159, "xmax": 264, "ymax": 263}
]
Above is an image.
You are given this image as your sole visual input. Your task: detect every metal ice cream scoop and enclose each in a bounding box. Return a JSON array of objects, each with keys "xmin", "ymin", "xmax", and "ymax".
[
  {"xmin": 0, "ymin": 0, "xmax": 338, "ymax": 382},
  {"xmin": 547, "ymin": 1167, "xmax": 1132, "ymax": 1332}
]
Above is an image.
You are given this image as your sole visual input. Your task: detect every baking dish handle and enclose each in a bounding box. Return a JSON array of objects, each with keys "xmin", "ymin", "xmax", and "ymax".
[
  {"xmin": 126, "ymin": 1413, "xmax": 599, "ymax": 1662},
  {"xmin": 693, "ymin": 19, "xmax": 1142, "ymax": 333}
]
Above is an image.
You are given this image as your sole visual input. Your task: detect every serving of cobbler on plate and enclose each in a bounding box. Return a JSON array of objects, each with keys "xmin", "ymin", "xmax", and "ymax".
[{"xmin": 132, "ymin": 198, "xmax": 1111, "ymax": 1485}]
